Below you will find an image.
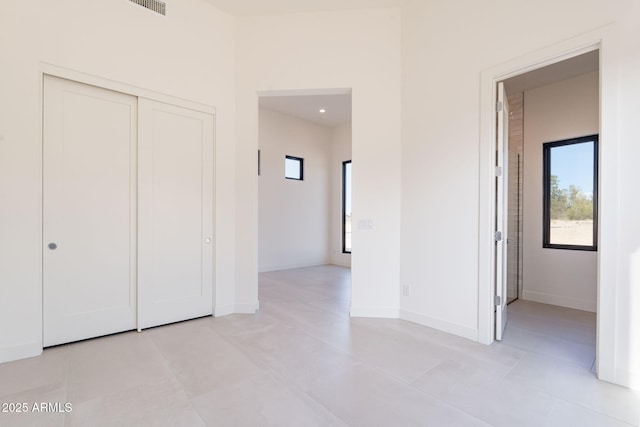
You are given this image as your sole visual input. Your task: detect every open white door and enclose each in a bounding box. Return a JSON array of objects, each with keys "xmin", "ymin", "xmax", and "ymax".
[
  {"xmin": 138, "ymin": 99, "xmax": 215, "ymax": 329},
  {"xmin": 495, "ymin": 82, "xmax": 509, "ymax": 340},
  {"xmin": 43, "ymin": 75, "xmax": 138, "ymax": 346}
]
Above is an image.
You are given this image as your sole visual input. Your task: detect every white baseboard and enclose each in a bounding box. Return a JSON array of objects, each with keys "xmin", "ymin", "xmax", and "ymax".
[
  {"xmin": 350, "ymin": 306, "xmax": 399, "ymax": 318},
  {"xmin": 0, "ymin": 341, "xmax": 42, "ymax": 364},
  {"xmin": 213, "ymin": 305, "xmax": 235, "ymax": 317},
  {"xmin": 233, "ymin": 302, "xmax": 259, "ymax": 314},
  {"xmin": 329, "ymin": 256, "xmax": 351, "ymax": 268},
  {"xmin": 614, "ymin": 367, "xmax": 640, "ymax": 391},
  {"xmin": 522, "ymin": 290, "xmax": 596, "ymax": 312},
  {"xmin": 400, "ymin": 309, "xmax": 479, "ymax": 341},
  {"xmin": 215, "ymin": 303, "xmax": 258, "ymax": 316},
  {"xmin": 329, "ymin": 260, "xmax": 351, "ymax": 268},
  {"xmin": 259, "ymin": 260, "xmax": 329, "ymax": 273}
]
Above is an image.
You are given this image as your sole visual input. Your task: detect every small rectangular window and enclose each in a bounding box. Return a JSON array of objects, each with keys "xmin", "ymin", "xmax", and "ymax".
[
  {"xmin": 285, "ymin": 155, "xmax": 303, "ymax": 180},
  {"xmin": 342, "ymin": 160, "xmax": 352, "ymax": 253},
  {"xmin": 543, "ymin": 135, "xmax": 598, "ymax": 251}
]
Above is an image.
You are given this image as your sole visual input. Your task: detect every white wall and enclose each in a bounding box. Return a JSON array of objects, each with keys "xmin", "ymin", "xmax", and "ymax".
[
  {"xmin": 258, "ymin": 107, "xmax": 332, "ymax": 272},
  {"xmin": 401, "ymin": 0, "xmax": 640, "ymax": 388},
  {"xmin": 0, "ymin": 0, "xmax": 236, "ymax": 362},
  {"xmin": 522, "ymin": 72, "xmax": 599, "ymax": 312},
  {"xmin": 330, "ymin": 122, "xmax": 353, "ymax": 267},
  {"xmin": 235, "ymin": 9, "xmax": 402, "ymax": 317}
]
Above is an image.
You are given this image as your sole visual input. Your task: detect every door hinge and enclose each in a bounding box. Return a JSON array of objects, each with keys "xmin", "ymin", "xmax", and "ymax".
[
  {"xmin": 496, "ymin": 101, "xmax": 503, "ymax": 112},
  {"xmin": 495, "ymin": 231, "xmax": 502, "ymax": 242},
  {"xmin": 494, "ymin": 295, "xmax": 502, "ymax": 306},
  {"xmin": 495, "ymin": 166, "xmax": 502, "ymax": 177}
]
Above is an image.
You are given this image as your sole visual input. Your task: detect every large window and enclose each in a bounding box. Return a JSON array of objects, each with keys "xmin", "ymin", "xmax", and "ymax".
[
  {"xmin": 543, "ymin": 135, "xmax": 598, "ymax": 251},
  {"xmin": 342, "ymin": 160, "xmax": 352, "ymax": 253}
]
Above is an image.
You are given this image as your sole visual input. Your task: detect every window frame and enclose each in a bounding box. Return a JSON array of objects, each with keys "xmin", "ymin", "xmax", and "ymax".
[
  {"xmin": 285, "ymin": 155, "xmax": 304, "ymax": 181},
  {"xmin": 342, "ymin": 160, "xmax": 352, "ymax": 254},
  {"xmin": 542, "ymin": 134, "xmax": 598, "ymax": 251}
]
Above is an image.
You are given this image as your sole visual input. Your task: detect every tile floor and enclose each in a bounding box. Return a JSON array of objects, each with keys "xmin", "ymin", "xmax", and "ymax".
[{"xmin": 0, "ymin": 265, "xmax": 638, "ymax": 426}]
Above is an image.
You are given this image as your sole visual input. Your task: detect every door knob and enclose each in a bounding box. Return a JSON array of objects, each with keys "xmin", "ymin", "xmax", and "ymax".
[{"xmin": 48, "ymin": 243, "xmax": 57, "ymax": 250}]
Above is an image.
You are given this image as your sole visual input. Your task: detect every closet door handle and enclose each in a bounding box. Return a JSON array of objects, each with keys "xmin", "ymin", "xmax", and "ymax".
[{"xmin": 48, "ymin": 243, "xmax": 58, "ymax": 250}]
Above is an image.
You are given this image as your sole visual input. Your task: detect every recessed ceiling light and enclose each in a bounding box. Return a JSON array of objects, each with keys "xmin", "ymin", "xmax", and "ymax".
[{"xmin": 319, "ymin": 108, "xmax": 326, "ymax": 114}]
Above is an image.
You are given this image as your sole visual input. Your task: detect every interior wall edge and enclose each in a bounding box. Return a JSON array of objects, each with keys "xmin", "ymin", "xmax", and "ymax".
[
  {"xmin": 233, "ymin": 302, "xmax": 259, "ymax": 314},
  {"xmin": 350, "ymin": 306, "xmax": 399, "ymax": 319},
  {"xmin": 521, "ymin": 290, "xmax": 596, "ymax": 313},
  {"xmin": 259, "ymin": 260, "xmax": 331, "ymax": 273},
  {"xmin": 400, "ymin": 309, "xmax": 479, "ymax": 341},
  {"xmin": 213, "ymin": 304, "xmax": 235, "ymax": 317}
]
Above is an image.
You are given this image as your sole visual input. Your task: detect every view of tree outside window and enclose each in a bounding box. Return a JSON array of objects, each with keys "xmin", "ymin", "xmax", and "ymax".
[{"xmin": 544, "ymin": 137, "xmax": 597, "ymax": 249}]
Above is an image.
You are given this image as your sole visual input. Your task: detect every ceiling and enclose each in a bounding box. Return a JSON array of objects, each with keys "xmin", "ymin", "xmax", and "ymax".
[
  {"xmin": 204, "ymin": 2, "xmax": 596, "ymax": 120},
  {"xmin": 504, "ymin": 50, "xmax": 599, "ymax": 94},
  {"xmin": 258, "ymin": 50, "xmax": 598, "ymax": 127},
  {"xmin": 259, "ymin": 93, "xmax": 352, "ymax": 127},
  {"xmin": 202, "ymin": 0, "xmax": 406, "ymax": 16}
]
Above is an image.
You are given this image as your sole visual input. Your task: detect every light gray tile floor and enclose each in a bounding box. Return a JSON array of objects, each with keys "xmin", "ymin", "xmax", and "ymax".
[{"xmin": 0, "ymin": 265, "xmax": 638, "ymax": 426}]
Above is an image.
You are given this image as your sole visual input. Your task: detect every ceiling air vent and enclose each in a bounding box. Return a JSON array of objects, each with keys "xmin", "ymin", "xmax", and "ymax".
[{"xmin": 130, "ymin": 0, "xmax": 166, "ymax": 16}]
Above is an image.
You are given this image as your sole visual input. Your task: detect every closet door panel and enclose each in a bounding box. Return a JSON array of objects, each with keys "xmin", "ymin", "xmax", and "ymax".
[
  {"xmin": 43, "ymin": 75, "xmax": 137, "ymax": 347},
  {"xmin": 138, "ymin": 99, "xmax": 214, "ymax": 329}
]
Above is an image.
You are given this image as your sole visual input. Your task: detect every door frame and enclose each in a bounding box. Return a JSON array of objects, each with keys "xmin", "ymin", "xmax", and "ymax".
[{"xmin": 478, "ymin": 25, "xmax": 619, "ymax": 383}]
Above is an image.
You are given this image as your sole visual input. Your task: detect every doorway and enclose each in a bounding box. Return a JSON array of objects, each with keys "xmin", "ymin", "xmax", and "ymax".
[
  {"xmin": 257, "ymin": 91, "xmax": 352, "ymax": 271},
  {"xmin": 494, "ymin": 51, "xmax": 600, "ymax": 371},
  {"xmin": 257, "ymin": 90, "xmax": 352, "ymax": 306}
]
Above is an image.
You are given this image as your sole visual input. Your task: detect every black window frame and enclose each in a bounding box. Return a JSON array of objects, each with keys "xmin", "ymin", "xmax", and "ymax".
[
  {"xmin": 285, "ymin": 155, "xmax": 304, "ymax": 181},
  {"xmin": 342, "ymin": 160, "xmax": 352, "ymax": 254},
  {"xmin": 542, "ymin": 134, "xmax": 598, "ymax": 251}
]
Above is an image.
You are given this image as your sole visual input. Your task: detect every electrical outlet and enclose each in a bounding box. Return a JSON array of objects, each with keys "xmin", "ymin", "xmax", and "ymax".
[{"xmin": 402, "ymin": 285, "xmax": 410, "ymax": 296}]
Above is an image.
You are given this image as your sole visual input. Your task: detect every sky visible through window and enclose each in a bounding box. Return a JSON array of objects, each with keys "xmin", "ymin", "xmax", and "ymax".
[
  {"xmin": 285, "ymin": 156, "xmax": 302, "ymax": 180},
  {"xmin": 551, "ymin": 141, "xmax": 594, "ymax": 195},
  {"xmin": 546, "ymin": 138, "xmax": 596, "ymax": 248}
]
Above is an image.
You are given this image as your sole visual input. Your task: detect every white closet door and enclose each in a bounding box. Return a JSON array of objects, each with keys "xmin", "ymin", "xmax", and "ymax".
[
  {"xmin": 138, "ymin": 99, "xmax": 214, "ymax": 329},
  {"xmin": 43, "ymin": 75, "xmax": 138, "ymax": 347}
]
